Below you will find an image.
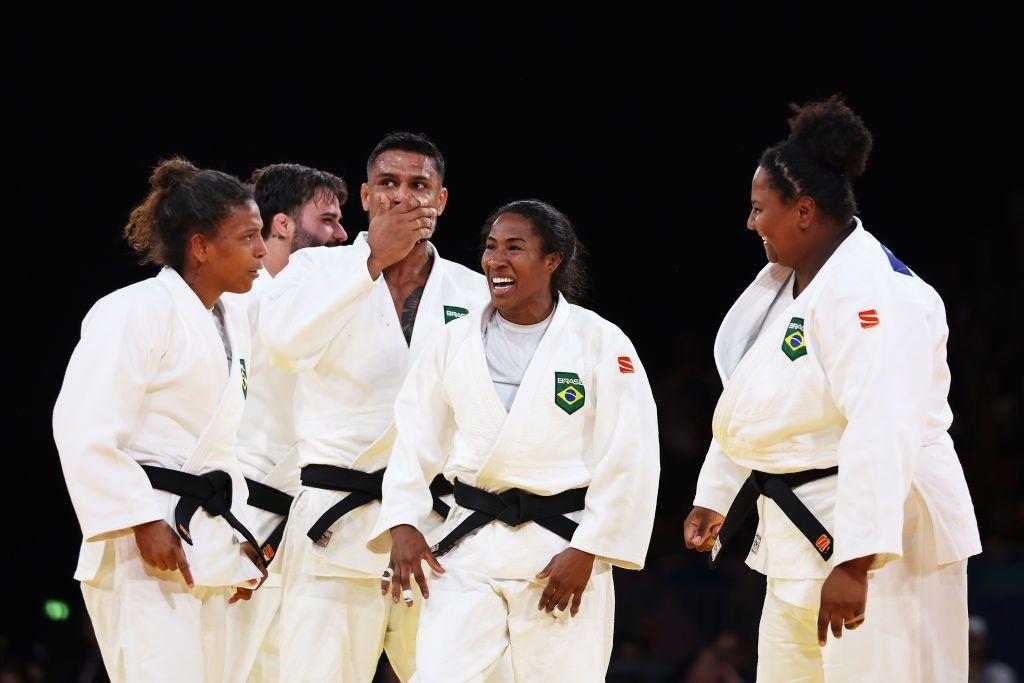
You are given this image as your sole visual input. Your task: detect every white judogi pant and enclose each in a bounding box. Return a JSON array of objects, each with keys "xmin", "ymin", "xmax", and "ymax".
[
  {"xmin": 277, "ymin": 523, "xmax": 420, "ymax": 683},
  {"xmin": 81, "ymin": 536, "xmax": 234, "ymax": 683},
  {"xmin": 224, "ymin": 581, "xmax": 283, "ymax": 683},
  {"xmin": 756, "ymin": 490, "xmax": 969, "ymax": 683},
  {"xmin": 412, "ymin": 566, "xmax": 615, "ymax": 683}
]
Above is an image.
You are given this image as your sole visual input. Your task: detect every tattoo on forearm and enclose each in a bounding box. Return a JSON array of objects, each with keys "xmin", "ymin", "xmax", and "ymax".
[{"xmin": 401, "ymin": 285, "xmax": 425, "ymax": 344}]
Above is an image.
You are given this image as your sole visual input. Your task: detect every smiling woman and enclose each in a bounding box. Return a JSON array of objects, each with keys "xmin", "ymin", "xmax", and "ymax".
[{"xmin": 372, "ymin": 198, "xmax": 660, "ymax": 682}]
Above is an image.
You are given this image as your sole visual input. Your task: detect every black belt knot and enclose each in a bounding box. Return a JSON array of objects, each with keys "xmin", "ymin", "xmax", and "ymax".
[
  {"xmin": 431, "ymin": 480, "xmax": 588, "ymax": 558},
  {"xmin": 141, "ymin": 465, "xmax": 264, "ymax": 567}
]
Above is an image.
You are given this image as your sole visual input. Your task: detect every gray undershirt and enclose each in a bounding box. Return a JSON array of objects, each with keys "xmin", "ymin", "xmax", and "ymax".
[{"xmin": 482, "ymin": 306, "xmax": 555, "ymax": 411}]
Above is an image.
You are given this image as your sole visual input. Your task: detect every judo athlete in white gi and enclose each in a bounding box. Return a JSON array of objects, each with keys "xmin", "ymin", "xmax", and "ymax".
[
  {"xmin": 261, "ymin": 133, "xmax": 491, "ymax": 682},
  {"xmin": 683, "ymin": 97, "xmax": 981, "ymax": 682},
  {"xmin": 370, "ymin": 200, "xmax": 660, "ymax": 682},
  {"xmin": 53, "ymin": 158, "xmax": 270, "ymax": 683},
  {"xmin": 223, "ymin": 163, "xmax": 348, "ymax": 683}
]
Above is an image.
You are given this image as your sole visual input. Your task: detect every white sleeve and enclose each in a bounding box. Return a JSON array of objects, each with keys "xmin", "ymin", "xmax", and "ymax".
[
  {"xmin": 814, "ymin": 284, "xmax": 931, "ymax": 568},
  {"xmin": 259, "ymin": 240, "xmax": 378, "ymax": 373},
  {"xmin": 693, "ymin": 439, "xmax": 750, "ymax": 516},
  {"xmin": 569, "ymin": 332, "xmax": 660, "ymax": 571},
  {"xmin": 52, "ymin": 293, "xmax": 168, "ymax": 542},
  {"xmin": 366, "ymin": 333, "xmax": 454, "ymax": 553}
]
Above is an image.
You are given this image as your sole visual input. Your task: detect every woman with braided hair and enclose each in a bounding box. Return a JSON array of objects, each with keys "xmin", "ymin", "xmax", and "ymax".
[{"xmin": 684, "ymin": 97, "xmax": 981, "ymax": 681}]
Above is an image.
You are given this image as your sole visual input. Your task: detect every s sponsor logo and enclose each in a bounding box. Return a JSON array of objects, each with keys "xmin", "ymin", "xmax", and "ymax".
[
  {"xmin": 262, "ymin": 544, "xmax": 275, "ymax": 562},
  {"xmin": 443, "ymin": 305, "xmax": 469, "ymax": 323},
  {"xmin": 554, "ymin": 372, "xmax": 586, "ymax": 415},
  {"xmin": 781, "ymin": 317, "xmax": 808, "ymax": 361},
  {"xmin": 618, "ymin": 356, "xmax": 635, "ymax": 373},
  {"xmin": 859, "ymin": 309, "xmax": 879, "ymax": 329}
]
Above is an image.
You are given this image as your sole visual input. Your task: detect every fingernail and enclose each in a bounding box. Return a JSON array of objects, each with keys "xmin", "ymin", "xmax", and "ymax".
[{"xmin": 693, "ymin": 535, "xmax": 702, "ymax": 545}]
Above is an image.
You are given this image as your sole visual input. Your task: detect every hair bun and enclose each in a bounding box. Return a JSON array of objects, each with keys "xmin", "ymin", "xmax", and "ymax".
[
  {"xmin": 787, "ymin": 95, "xmax": 873, "ymax": 179},
  {"xmin": 150, "ymin": 157, "xmax": 201, "ymax": 191}
]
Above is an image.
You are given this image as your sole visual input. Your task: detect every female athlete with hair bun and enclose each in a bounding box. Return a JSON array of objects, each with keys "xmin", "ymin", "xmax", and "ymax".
[
  {"xmin": 684, "ymin": 97, "xmax": 981, "ymax": 682},
  {"xmin": 54, "ymin": 158, "xmax": 268, "ymax": 682}
]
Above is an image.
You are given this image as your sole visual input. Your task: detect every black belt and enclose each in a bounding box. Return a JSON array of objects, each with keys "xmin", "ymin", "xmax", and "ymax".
[
  {"xmin": 245, "ymin": 478, "xmax": 293, "ymax": 565},
  {"xmin": 141, "ymin": 465, "xmax": 264, "ymax": 567},
  {"xmin": 430, "ymin": 480, "xmax": 588, "ymax": 558},
  {"xmin": 300, "ymin": 465, "xmax": 454, "ymax": 545},
  {"xmin": 710, "ymin": 467, "xmax": 838, "ymax": 569}
]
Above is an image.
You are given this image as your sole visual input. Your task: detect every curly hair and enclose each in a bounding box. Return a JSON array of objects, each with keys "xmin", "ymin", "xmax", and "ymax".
[
  {"xmin": 480, "ymin": 199, "xmax": 588, "ymax": 303},
  {"xmin": 758, "ymin": 95, "xmax": 874, "ymax": 225},
  {"xmin": 249, "ymin": 163, "xmax": 348, "ymax": 240},
  {"xmin": 124, "ymin": 157, "xmax": 253, "ymax": 270}
]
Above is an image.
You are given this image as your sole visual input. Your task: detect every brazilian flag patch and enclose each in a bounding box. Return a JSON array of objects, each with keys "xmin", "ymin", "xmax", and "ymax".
[
  {"xmin": 240, "ymin": 358, "xmax": 248, "ymax": 398},
  {"xmin": 443, "ymin": 305, "xmax": 469, "ymax": 324},
  {"xmin": 781, "ymin": 318, "xmax": 807, "ymax": 361},
  {"xmin": 555, "ymin": 372, "xmax": 586, "ymax": 415}
]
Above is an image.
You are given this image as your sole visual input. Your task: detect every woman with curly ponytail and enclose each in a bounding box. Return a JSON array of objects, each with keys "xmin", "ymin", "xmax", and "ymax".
[
  {"xmin": 684, "ymin": 97, "xmax": 980, "ymax": 682},
  {"xmin": 54, "ymin": 158, "xmax": 268, "ymax": 682}
]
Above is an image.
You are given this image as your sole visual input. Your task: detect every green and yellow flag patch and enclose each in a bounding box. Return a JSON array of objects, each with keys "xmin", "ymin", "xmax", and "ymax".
[
  {"xmin": 240, "ymin": 358, "xmax": 248, "ymax": 398},
  {"xmin": 555, "ymin": 372, "xmax": 586, "ymax": 414},
  {"xmin": 781, "ymin": 317, "xmax": 807, "ymax": 361}
]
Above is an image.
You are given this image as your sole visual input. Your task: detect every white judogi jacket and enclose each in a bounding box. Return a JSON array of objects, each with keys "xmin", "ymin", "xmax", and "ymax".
[
  {"xmin": 368, "ymin": 296, "xmax": 661, "ymax": 580},
  {"xmin": 54, "ymin": 268, "xmax": 263, "ymax": 587},
  {"xmin": 695, "ymin": 219, "xmax": 981, "ymax": 580},
  {"xmin": 226, "ymin": 269, "xmax": 300, "ymax": 548},
  {"xmin": 260, "ymin": 233, "xmax": 489, "ymax": 577}
]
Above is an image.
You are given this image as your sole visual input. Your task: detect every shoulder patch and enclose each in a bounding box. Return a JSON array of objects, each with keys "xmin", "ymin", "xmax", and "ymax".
[
  {"xmin": 240, "ymin": 358, "xmax": 248, "ymax": 398},
  {"xmin": 443, "ymin": 305, "xmax": 469, "ymax": 323},
  {"xmin": 880, "ymin": 243, "xmax": 913, "ymax": 276},
  {"xmin": 858, "ymin": 309, "xmax": 879, "ymax": 329},
  {"xmin": 617, "ymin": 356, "xmax": 635, "ymax": 373}
]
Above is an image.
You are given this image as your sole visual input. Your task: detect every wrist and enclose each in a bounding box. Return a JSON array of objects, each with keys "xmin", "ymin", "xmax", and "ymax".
[
  {"xmin": 838, "ymin": 554, "xmax": 876, "ymax": 575},
  {"xmin": 366, "ymin": 254, "xmax": 384, "ymax": 280},
  {"xmin": 568, "ymin": 547, "xmax": 596, "ymax": 562},
  {"xmin": 132, "ymin": 519, "xmax": 162, "ymax": 535}
]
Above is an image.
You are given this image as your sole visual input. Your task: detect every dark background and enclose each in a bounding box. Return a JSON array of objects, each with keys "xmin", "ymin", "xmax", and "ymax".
[{"xmin": 6, "ymin": 8, "xmax": 1022, "ymax": 682}]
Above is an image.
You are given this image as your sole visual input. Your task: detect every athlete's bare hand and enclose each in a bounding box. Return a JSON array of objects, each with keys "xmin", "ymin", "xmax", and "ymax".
[
  {"xmin": 386, "ymin": 524, "xmax": 444, "ymax": 605},
  {"xmin": 229, "ymin": 541, "xmax": 268, "ymax": 604},
  {"xmin": 817, "ymin": 555, "xmax": 873, "ymax": 646},
  {"xmin": 133, "ymin": 519, "xmax": 194, "ymax": 587},
  {"xmin": 536, "ymin": 547, "xmax": 595, "ymax": 617},
  {"xmin": 683, "ymin": 506, "xmax": 725, "ymax": 552},
  {"xmin": 366, "ymin": 195, "xmax": 438, "ymax": 278}
]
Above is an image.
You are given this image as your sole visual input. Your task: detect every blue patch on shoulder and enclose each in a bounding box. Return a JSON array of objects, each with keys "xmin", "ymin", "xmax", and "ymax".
[{"xmin": 880, "ymin": 243, "xmax": 913, "ymax": 276}]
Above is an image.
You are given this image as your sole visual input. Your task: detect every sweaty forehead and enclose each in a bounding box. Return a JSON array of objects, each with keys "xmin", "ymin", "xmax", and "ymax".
[{"xmin": 371, "ymin": 151, "xmax": 438, "ymax": 179}]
